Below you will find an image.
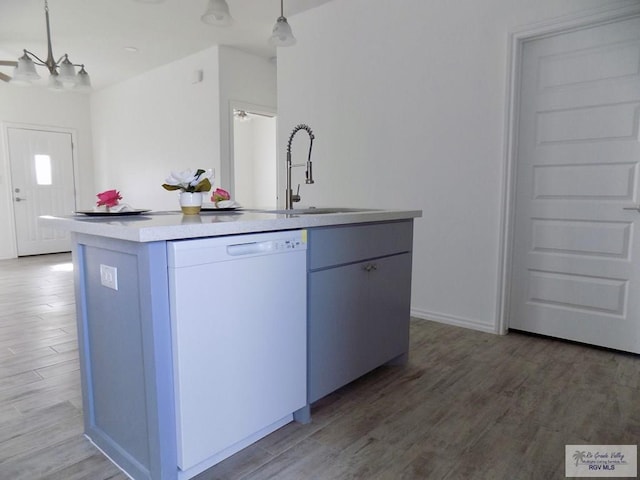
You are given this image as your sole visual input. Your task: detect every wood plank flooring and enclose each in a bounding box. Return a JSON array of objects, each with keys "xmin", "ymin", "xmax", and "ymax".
[{"xmin": 0, "ymin": 253, "xmax": 638, "ymax": 479}]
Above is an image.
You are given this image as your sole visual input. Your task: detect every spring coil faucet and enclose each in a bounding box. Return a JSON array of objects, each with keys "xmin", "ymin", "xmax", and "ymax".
[{"xmin": 286, "ymin": 124, "xmax": 315, "ymax": 209}]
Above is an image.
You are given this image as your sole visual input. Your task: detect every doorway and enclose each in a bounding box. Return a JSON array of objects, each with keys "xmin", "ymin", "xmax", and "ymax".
[
  {"xmin": 505, "ymin": 12, "xmax": 640, "ymax": 353},
  {"xmin": 7, "ymin": 126, "xmax": 76, "ymax": 256},
  {"xmin": 230, "ymin": 104, "xmax": 277, "ymax": 209}
]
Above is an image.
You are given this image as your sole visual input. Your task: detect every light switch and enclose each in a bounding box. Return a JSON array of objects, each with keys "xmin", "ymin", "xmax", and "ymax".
[{"xmin": 100, "ymin": 264, "xmax": 118, "ymax": 290}]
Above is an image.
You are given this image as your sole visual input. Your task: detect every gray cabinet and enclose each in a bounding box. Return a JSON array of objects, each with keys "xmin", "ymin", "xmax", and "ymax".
[{"xmin": 307, "ymin": 220, "xmax": 413, "ymax": 403}]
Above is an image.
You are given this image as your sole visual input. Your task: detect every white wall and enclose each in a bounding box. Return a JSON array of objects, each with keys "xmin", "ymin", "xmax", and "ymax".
[
  {"xmin": 0, "ymin": 85, "xmax": 93, "ymax": 259},
  {"xmin": 277, "ymin": 0, "xmax": 635, "ymax": 332},
  {"xmin": 218, "ymin": 47, "xmax": 277, "ymax": 198},
  {"xmin": 91, "ymin": 46, "xmax": 221, "ymax": 211},
  {"xmin": 90, "ymin": 45, "xmax": 276, "ymax": 211}
]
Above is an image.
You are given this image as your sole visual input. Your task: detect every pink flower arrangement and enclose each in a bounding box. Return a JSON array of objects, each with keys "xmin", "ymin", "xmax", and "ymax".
[
  {"xmin": 96, "ymin": 189, "xmax": 122, "ymax": 208},
  {"xmin": 211, "ymin": 188, "xmax": 230, "ymax": 203}
]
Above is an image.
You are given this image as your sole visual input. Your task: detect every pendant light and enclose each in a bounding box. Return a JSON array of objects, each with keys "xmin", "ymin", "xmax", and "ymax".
[
  {"xmin": 269, "ymin": 0, "xmax": 296, "ymax": 47},
  {"xmin": 201, "ymin": 0, "xmax": 233, "ymax": 26}
]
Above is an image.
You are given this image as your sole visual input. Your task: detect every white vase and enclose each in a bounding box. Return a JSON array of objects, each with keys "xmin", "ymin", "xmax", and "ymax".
[{"xmin": 179, "ymin": 191, "xmax": 203, "ymax": 215}]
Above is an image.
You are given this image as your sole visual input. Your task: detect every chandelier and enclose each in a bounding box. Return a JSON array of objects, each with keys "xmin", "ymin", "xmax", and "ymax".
[{"xmin": 1, "ymin": 0, "xmax": 91, "ymax": 90}]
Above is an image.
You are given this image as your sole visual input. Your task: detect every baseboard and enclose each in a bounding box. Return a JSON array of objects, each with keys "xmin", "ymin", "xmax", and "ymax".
[{"xmin": 410, "ymin": 308, "xmax": 499, "ymax": 334}]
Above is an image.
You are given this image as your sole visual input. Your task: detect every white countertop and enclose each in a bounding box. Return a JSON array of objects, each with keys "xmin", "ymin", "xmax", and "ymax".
[{"xmin": 40, "ymin": 208, "xmax": 422, "ymax": 242}]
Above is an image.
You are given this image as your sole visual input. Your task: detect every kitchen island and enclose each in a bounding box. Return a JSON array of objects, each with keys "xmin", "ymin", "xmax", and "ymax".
[{"xmin": 41, "ymin": 208, "xmax": 421, "ymax": 480}]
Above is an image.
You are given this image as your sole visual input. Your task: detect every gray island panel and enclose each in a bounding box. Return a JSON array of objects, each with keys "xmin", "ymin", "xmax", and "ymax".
[{"xmin": 74, "ymin": 234, "xmax": 176, "ymax": 480}]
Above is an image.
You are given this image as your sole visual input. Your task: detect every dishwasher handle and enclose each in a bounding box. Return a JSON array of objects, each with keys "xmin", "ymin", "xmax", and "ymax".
[{"xmin": 226, "ymin": 241, "xmax": 275, "ymax": 256}]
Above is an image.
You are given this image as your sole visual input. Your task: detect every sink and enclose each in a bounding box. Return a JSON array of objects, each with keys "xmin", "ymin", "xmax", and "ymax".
[{"xmin": 254, "ymin": 207, "xmax": 379, "ymax": 215}]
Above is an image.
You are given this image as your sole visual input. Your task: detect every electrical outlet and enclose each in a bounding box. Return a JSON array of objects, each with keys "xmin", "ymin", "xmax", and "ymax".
[{"xmin": 100, "ymin": 264, "xmax": 118, "ymax": 290}]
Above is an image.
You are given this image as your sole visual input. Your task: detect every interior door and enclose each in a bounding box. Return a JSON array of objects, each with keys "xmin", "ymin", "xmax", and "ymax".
[
  {"xmin": 509, "ymin": 15, "xmax": 640, "ymax": 353},
  {"xmin": 8, "ymin": 127, "xmax": 76, "ymax": 256}
]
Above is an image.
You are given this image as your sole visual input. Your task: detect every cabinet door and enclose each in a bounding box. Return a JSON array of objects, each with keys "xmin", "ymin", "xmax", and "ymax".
[
  {"xmin": 308, "ymin": 253, "xmax": 412, "ymax": 403},
  {"xmin": 366, "ymin": 253, "xmax": 412, "ymax": 369},
  {"xmin": 308, "ymin": 262, "xmax": 369, "ymax": 402}
]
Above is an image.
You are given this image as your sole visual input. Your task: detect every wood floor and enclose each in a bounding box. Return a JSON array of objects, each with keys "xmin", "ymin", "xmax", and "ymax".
[{"xmin": 0, "ymin": 253, "xmax": 638, "ymax": 480}]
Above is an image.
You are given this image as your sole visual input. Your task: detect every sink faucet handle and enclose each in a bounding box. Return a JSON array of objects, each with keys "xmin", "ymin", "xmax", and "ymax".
[
  {"xmin": 292, "ymin": 184, "xmax": 301, "ymax": 203},
  {"xmin": 305, "ymin": 160, "xmax": 314, "ymax": 185}
]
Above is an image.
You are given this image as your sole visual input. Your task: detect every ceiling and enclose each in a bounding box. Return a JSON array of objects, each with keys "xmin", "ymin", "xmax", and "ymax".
[{"xmin": 0, "ymin": 0, "xmax": 332, "ymax": 90}]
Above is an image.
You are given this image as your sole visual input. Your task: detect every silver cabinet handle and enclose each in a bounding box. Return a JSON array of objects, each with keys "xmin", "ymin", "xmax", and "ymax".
[{"xmin": 15, "ymin": 197, "xmax": 26, "ymax": 202}]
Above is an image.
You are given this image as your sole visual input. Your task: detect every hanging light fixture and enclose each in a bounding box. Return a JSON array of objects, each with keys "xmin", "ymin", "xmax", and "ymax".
[
  {"xmin": 2, "ymin": 0, "xmax": 91, "ymax": 90},
  {"xmin": 269, "ymin": 0, "xmax": 296, "ymax": 47},
  {"xmin": 201, "ymin": 0, "xmax": 233, "ymax": 26}
]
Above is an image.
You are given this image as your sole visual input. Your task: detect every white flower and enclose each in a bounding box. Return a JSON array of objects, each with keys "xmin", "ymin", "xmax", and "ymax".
[
  {"xmin": 165, "ymin": 169, "xmax": 198, "ymax": 190},
  {"xmin": 162, "ymin": 168, "xmax": 214, "ymax": 193},
  {"xmin": 190, "ymin": 169, "xmax": 213, "ymax": 187}
]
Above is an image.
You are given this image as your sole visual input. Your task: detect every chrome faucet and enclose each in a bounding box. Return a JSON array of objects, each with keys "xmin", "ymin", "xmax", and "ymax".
[{"xmin": 286, "ymin": 124, "xmax": 315, "ymax": 209}]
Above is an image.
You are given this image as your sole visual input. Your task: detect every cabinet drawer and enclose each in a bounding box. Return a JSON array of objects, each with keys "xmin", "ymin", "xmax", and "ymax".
[{"xmin": 308, "ymin": 220, "xmax": 413, "ymax": 270}]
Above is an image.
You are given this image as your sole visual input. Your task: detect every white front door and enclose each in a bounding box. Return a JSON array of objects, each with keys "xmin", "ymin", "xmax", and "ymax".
[
  {"xmin": 509, "ymin": 15, "xmax": 640, "ymax": 353},
  {"xmin": 8, "ymin": 127, "xmax": 76, "ymax": 256}
]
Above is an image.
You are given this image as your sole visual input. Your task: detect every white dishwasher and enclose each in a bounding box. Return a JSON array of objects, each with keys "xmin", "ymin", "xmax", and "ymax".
[{"xmin": 167, "ymin": 230, "xmax": 307, "ymax": 477}]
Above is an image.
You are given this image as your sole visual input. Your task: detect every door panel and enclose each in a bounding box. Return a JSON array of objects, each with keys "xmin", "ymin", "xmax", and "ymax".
[
  {"xmin": 8, "ymin": 128, "xmax": 75, "ymax": 255},
  {"xmin": 509, "ymin": 16, "xmax": 640, "ymax": 353}
]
